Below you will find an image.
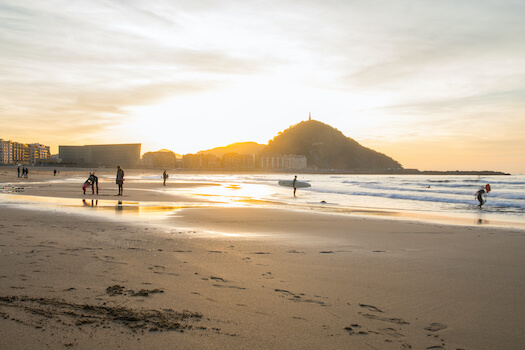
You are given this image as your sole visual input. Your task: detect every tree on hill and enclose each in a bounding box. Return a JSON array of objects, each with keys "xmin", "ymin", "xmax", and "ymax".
[{"xmin": 262, "ymin": 120, "xmax": 402, "ymax": 170}]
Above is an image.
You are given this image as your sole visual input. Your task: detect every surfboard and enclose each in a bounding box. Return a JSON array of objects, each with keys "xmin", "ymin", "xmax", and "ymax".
[{"xmin": 278, "ymin": 180, "xmax": 311, "ymax": 188}]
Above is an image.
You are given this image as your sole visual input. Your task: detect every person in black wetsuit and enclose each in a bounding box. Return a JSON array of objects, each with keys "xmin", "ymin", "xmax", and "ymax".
[{"xmin": 475, "ymin": 188, "xmax": 486, "ymax": 208}]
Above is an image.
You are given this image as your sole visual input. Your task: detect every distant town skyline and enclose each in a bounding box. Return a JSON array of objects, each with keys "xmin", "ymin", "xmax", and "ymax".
[{"xmin": 1, "ymin": 1, "xmax": 524, "ymax": 173}]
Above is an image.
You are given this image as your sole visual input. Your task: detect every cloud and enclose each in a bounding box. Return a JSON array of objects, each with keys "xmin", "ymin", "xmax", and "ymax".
[{"xmin": 0, "ymin": 0, "xmax": 275, "ymax": 146}]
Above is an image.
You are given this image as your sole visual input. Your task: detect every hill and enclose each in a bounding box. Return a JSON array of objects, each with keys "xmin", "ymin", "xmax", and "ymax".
[
  {"xmin": 262, "ymin": 120, "xmax": 402, "ymax": 171},
  {"xmin": 198, "ymin": 142, "xmax": 265, "ymax": 158}
]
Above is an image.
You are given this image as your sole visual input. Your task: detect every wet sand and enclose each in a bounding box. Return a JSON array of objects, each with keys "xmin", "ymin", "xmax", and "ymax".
[{"xmin": 0, "ymin": 167, "xmax": 524, "ymax": 349}]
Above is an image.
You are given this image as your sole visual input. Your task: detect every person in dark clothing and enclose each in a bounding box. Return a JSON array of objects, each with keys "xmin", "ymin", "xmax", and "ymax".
[
  {"xmin": 163, "ymin": 170, "xmax": 168, "ymax": 186},
  {"xmin": 116, "ymin": 166, "xmax": 125, "ymax": 196},
  {"xmin": 89, "ymin": 173, "xmax": 99, "ymax": 195},
  {"xmin": 475, "ymin": 188, "xmax": 486, "ymax": 208}
]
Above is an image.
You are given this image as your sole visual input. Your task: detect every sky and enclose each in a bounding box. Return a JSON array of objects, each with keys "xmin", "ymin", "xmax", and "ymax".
[{"xmin": 1, "ymin": 0, "xmax": 524, "ymax": 173}]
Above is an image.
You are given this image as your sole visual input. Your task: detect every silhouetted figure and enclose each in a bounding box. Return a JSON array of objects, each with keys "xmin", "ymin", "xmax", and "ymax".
[
  {"xmin": 89, "ymin": 172, "xmax": 99, "ymax": 194},
  {"xmin": 476, "ymin": 183, "xmax": 491, "ymax": 209},
  {"xmin": 293, "ymin": 175, "xmax": 297, "ymax": 197},
  {"xmin": 163, "ymin": 170, "xmax": 168, "ymax": 186},
  {"xmin": 83, "ymin": 173, "xmax": 93, "ymax": 194},
  {"xmin": 54, "ymin": 169, "xmax": 57, "ymax": 176},
  {"xmin": 17, "ymin": 166, "xmax": 21, "ymax": 178},
  {"xmin": 116, "ymin": 166, "xmax": 125, "ymax": 196},
  {"xmin": 475, "ymin": 188, "xmax": 486, "ymax": 208}
]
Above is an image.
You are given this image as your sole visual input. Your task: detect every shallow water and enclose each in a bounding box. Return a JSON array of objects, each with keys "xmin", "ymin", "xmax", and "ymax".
[{"xmin": 1, "ymin": 173, "xmax": 524, "ymax": 229}]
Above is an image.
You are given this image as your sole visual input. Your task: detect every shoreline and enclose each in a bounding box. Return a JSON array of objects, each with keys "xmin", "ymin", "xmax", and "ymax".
[
  {"xmin": 0, "ymin": 164, "xmax": 512, "ymax": 176},
  {"xmin": 1, "ymin": 168, "xmax": 523, "ymax": 231}
]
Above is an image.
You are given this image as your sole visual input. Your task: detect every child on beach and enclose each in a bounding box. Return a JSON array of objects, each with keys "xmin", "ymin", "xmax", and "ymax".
[
  {"xmin": 82, "ymin": 176, "xmax": 92, "ymax": 195},
  {"xmin": 82, "ymin": 172, "xmax": 99, "ymax": 195}
]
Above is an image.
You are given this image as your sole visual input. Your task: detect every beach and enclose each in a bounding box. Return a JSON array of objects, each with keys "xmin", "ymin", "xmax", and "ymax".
[{"xmin": 0, "ymin": 168, "xmax": 524, "ymax": 349}]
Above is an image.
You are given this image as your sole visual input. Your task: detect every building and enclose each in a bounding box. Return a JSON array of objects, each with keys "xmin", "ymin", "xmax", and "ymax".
[
  {"xmin": 222, "ymin": 153, "xmax": 256, "ymax": 169},
  {"xmin": 0, "ymin": 139, "xmax": 50, "ymax": 165},
  {"xmin": 59, "ymin": 144, "xmax": 141, "ymax": 168},
  {"xmin": 14, "ymin": 142, "xmax": 30, "ymax": 164},
  {"xmin": 182, "ymin": 154, "xmax": 221, "ymax": 169},
  {"xmin": 259, "ymin": 154, "xmax": 307, "ymax": 170},
  {"xmin": 0, "ymin": 139, "xmax": 13, "ymax": 164},
  {"xmin": 29, "ymin": 144, "xmax": 51, "ymax": 164},
  {"xmin": 142, "ymin": 149, "xmax": 181, "ymax": 169}
]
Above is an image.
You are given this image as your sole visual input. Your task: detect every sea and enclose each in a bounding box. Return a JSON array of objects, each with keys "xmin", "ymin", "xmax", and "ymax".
[
  {"xmin": 153, "ymin": 173, "xmax": 525, "ymax": 229},
  {"xmin": 1, "ymin": 172, "xmax": 524, "ymax": 229}
]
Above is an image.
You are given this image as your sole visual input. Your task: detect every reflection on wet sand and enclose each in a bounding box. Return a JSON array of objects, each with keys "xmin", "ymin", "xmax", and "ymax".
[
  {"xmin": 78, "ymin": 199, "xmax": 194, "ymax": 217},
  {"xmin": 82, "ymin": 199, "xmax": 98, "ymax": 207}
]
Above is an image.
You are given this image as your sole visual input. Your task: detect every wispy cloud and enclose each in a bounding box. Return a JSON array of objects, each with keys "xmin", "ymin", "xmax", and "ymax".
[{"xmin": 1, "ymin": 0, "xmax": 524, "ymax": 172}]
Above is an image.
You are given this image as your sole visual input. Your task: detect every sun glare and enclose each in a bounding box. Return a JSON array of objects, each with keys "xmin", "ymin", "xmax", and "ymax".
[{"xmin": 123, "ymin": 76, "xmax": 390, "ymax": 155}]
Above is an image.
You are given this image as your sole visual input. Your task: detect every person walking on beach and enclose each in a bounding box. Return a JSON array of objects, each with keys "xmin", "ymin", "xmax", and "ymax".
[
  {"xmin": 116, "ymin": 166, "xmax": 125, "ymax": 196},
  {"xmin": 163, "ymin": 170, "xmax": 168, "ymax": 186},
  {"xmin": 17, "ymin": 166, "xmax": 21, "ymax": 178},
  {"xmin": 293, "ymin": 175, "xmax": 297, "ymax": 197}
]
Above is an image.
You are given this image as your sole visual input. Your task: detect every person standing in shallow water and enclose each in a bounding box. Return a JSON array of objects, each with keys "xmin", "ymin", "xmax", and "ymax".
[
  {"xmin": 116, "ymin": 166, "xmax": 124, "ymax": 196},
  {"xmin": 293, "ymin": 175, "xmax": 297, "ymax": 197},
  {"xmin": 163, "ymin": 170, "xmax": 168, "ymax": 186},
  {"xmin": 475, "ymin": 187, "xmax": 486, "ymax": 209}
]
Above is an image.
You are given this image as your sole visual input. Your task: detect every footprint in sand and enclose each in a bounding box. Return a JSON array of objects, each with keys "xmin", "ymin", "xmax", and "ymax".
[
  {"xmin": 424, "ymin": 323, "xmax": 447, "ymax": 332},
  {"xmin": 380, "ymin": 327, "xmax": 404, "ymax": 338},
  {"xmin": 213, "ymin": 284, "xmax": 245, "ymax": 290},
  {"xmin": 344, "ymin": 324, "xmax": 369, "ymax": 336},
  {"xmin": 210, "ymin": 276, "xmax": 226, "ymax": 282},
  {"xmin": 359, "ymin": 303, "xmax": 383, "ymax": 313},
  {"xmin": 274, "ymin": 289, "xmax": 327, "ymax": 306},
  {"xmin": 360, "ymin": 313, "xmax": 409, "ymax": 325}
]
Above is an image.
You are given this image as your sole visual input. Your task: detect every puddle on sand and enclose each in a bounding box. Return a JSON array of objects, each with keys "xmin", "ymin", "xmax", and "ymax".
[{"xmin": 0, "ymin": 193, "xmax": 200, "ymax": 219}]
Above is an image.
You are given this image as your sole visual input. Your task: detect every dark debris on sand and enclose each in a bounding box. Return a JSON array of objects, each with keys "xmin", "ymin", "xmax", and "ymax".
[
  {"xmin": 105, "ymin": 284, "xmax": 164, "ymax": 297},
  {"xmin": 0, "ymin": 295, "xmax": 205, "ymax": 333}
]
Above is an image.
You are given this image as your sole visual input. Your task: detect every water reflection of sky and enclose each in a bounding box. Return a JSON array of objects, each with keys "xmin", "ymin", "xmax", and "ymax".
[
  {"xmin": 0, "ymin": 194, "xmax": 196, "ymax": 221},
  {"xmin": 171, "ymin": 183, "xmax": 275, "ymax": 205}
]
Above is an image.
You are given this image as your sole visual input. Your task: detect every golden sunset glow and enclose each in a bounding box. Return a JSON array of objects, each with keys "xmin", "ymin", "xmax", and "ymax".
[{"xmin": 1, "ymin": 1, "xmax": 524, "ymax": 173}]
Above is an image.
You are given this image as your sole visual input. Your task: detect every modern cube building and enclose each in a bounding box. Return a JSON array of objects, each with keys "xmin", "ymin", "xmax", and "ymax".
[{"xmin": 59, "ymin": 143, "xmax": 141, "ymax": 168}]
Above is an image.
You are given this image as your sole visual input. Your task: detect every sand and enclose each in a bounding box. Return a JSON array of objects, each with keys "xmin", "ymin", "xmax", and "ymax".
[{"xmin": 0, "ymin": 167, "xmax": 524, "ymax": 349}]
